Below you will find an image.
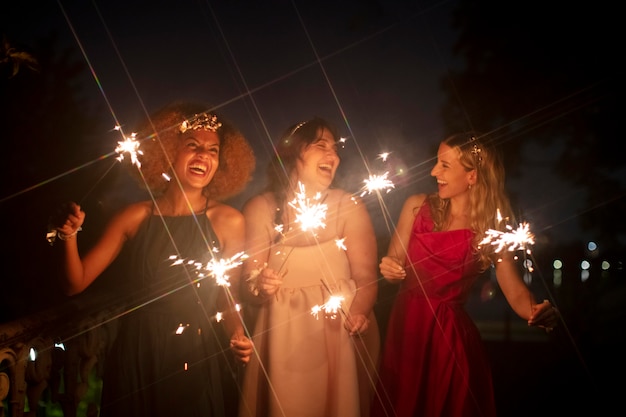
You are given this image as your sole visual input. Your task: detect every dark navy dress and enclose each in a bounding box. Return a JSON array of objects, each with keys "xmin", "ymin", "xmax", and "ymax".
[{"xmin": 100, "ymin": 212, "xmax": 238, "ymax": 417}]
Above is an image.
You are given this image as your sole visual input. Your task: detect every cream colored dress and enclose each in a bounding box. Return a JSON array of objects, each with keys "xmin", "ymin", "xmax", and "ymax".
[{"xmin": 239, "ymin": 236, "xmax": 379, "ymax": 417}]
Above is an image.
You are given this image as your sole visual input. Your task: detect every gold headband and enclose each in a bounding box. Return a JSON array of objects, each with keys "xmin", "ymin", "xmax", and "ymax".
[{"xmin": 179, "ymin": 112, "xmax": 222, "ymax": 133}]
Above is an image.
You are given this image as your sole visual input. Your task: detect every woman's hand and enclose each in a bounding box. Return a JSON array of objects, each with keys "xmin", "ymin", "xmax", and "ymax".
[
  {"xmin": 379, "ymin": 256, "xmax": 406, "ymax": 282},
  {"xmin": 344, "ymin": 313, "xmax": 370, "ymax": 336},
  {"xmin": 528, "ymin": 299, "xmax": 560, "ymax": 332},
  {"xmin": 230, "ymin": 334, "xmax": 253, "ymax": 365},
  {"xmin": 248, "ymin": 265, "xmax": 283, "ymax": 298},
  {"xmin": 50, "ymin": 201, "xmax": 85, "ymax": 238}
]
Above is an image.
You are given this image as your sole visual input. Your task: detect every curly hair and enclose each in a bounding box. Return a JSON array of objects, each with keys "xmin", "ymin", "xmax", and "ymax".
[
  {"xmin": 131, "ymin": 101, "xmax": 255, "ymax": 201},
  {"xmin": 427, "ymin": 132, "xmax": 514, "ymax": 271}
]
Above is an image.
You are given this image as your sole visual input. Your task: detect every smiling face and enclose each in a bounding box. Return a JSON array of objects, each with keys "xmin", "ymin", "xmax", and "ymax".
[
  {"xmin": 430, "ymin": 142, "xmax": 476, "ymax": 200},
  {"xmin": 172, "ymin": 129, "xmax": 220, "ymax": 191},
  {"xmin": 294, "ymin": 127, "xmax": 340, "ymax": 193}
]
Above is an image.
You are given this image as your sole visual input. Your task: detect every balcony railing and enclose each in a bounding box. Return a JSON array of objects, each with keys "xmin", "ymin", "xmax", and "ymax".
[{"xmin": 0, "ymin": 292, "xmax": 123, "ymax": 417}]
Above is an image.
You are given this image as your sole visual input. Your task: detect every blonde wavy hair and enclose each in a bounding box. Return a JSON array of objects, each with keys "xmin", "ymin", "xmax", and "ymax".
[
  {"xmin": 427, "ymin": 132, "xmax": 514, "ymax": 271},
  {"xmin": 131, "ymin": 101, "xmax": 255, "ymax": 201}
]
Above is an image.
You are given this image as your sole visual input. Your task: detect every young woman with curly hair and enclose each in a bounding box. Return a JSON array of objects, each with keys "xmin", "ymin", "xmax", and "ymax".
[{"xmin": 50, "ymin": 101, "xmax": 255, "ymax": 417}]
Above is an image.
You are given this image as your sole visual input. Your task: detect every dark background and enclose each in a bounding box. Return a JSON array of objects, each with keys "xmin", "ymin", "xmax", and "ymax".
[{"xmin": 1, "ymin": 0, "xmax": 624, "ymax": 415}]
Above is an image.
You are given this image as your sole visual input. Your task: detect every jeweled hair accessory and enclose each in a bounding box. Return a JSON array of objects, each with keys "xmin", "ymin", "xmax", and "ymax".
[
  {"xmin": 469, "ymin": 136, "xmax": 483, "ymax": 166},
  {"xmin": 179, "ymin": 112, "xmax": 222, "ymax": 133},
  {"xmin": 290, "ymin": 121, "xmax": 307, "ymax": 136}
]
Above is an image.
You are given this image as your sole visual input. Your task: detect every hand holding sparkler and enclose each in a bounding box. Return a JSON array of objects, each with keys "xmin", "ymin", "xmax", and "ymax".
[
  {"xmin": 46, "ymin": 201, "xmax": 85, "ymax": 245},
  {"xmin": 378, "ymin": 255, "xmax": 406, "ymax": 282},
  {"xmin": 528, "ymin": 299, "xmax": 560, "ymax": 333},
  {"xmin": 246, "ymin": 264, "xmax": 284, "ymax": 298},
  {"xmin": 230, "ymin": 332, "xmax": 253, "ymax": 365}
]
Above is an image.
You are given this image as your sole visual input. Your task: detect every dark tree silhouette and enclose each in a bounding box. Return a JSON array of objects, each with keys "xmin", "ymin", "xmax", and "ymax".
[
  {"xmin": 0, "ymin": 31, "xmax": 110, "ymax": 321},
  {"xmin": 441, "ymin": 0, "xmax": 623, "ymax": 248}
]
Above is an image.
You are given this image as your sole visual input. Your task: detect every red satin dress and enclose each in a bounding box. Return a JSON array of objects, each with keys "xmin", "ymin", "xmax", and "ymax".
[{"xmin": 371, "ymin": 202, "xmax": 496, "ymax": 417}]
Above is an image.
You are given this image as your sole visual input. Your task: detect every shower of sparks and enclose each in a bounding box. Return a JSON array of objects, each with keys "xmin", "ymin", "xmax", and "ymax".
[
  {"xmin": 479, "ymin": 222, "xmax": 535, "ymax": 253},
  {"xmin": 311, "ymin": 295, "xmax": 345, "ymax": 319},
  {"xmin": 115, "ymin": 132, "xmax": 143, "ymax": 167},
  {"xmin": 360, "ymin": 172, "xmax": 395, "ymax": 196},
  {"xmin": 170, "ymin": 250, "xmax": 248, "ymax": 287},
  {"xmin": 289, "ymin": 182, "xmax": 328, "ymax": 233},
  {"xmin": 378, "ymin": 152, "xmax": 390, "ymax": 162},
  {"xmin": 335, "ymin": 238, "xmax": 347, "ymax": 251}
]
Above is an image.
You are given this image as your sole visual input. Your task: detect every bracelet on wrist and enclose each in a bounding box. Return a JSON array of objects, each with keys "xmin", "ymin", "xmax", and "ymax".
[{"xmin": 57, "ymin": 227, "xmax": 82, "ymax": 241}]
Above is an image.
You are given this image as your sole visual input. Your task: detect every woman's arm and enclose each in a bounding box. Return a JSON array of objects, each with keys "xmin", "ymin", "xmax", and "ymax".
[
  {"xmin": 495, "ymin": 254, "xmax": 559, "ymax": 330},
  {"xmin": 240, "ymin": 194, "xmax": 283, "ymax": 303},
  {"xmin": 54, "ymin": 202, "xmax": 146, "ymax": 295},
  {"xmin": 342, "ymin": 194, "xmax": 377, "ymax": 334},
  {"xmin": 379, "ymin": 194, "xmax": 427, "ymax": 282},
  {"xmin": 210, "ymin": 202, "xmax": 253, "ymax": 364}
]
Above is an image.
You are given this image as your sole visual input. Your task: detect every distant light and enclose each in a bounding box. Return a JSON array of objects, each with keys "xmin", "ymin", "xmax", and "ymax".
[
  {"xmin": 523, "ymin": 271, "xmax": 532, "ymax": 285},
  {"xmin": 553, "ymin": 259, "xmax": 563, "ymax": 269},
  {"xmin": 580, "ymin": 260, "xmax": 591, "ymax": 270},
  {"xmin": 175, "ymin": 324, "xmax": 187, "ymax": 335},
  {"xmin": 29, "ymin": 347, "xmax": 37, "ymax": 361},
  {"xmin": 524, "ymin": 259, "xmax": 534, "ymax": 272},
  {"xmin": 587, "ymin": 241, "xmax": 598, "ymax": 251},
  {"xmin": 601, "ymin": 261, "xmax": 610, "ymax": 270},
  {"xmin": 581, "ymin": 270, "xmax": 590, "ymax": 282},
  {"xmin": 54, "ymin": 342, "xmax": 66, "ymax": 351}
]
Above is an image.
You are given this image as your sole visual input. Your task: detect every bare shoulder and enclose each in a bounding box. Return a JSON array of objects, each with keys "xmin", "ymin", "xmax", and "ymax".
[
  {"xmin": 109, "ymin": 201, "xmax": 152, "ymax": 239},
  {"xmin": 114, "ymin": 200, "xmax": 152, "ymax": 224},
  {"xmin": 207, "ymin": 200, "xmax": 244, "ymax": 227},
  {"xmin": 403, "ymin": 193, "xmax": 428, "ymax": 212},
  {"xmin": 242, "ymin": 192, "xmax": 274, "ymax": 217}
]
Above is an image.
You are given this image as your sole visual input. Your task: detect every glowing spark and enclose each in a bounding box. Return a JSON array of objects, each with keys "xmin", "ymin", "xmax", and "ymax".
[
  {"xmin": 175, "ymin": 323, "xmax": 188, "ymax": 335},
  {"xmin": 171, "ymin": 250, "xmax": 248, "ymax": 287},
  {"xmin": 115, "ymin": 132, "xmax": 143, "ymax": 167},
  {"xmin": 335, "ymin": 238, "xmax": 347, "ymax": 251},
  {"xmin": 360, "ymin": 172, "xmax": 395, "ymax": 196},
  {"xmin": 288, "ymin": 182, "xmax": 328, "ymax": 234},
  {"xmin": 202, "ymin": 251, "xmax": 248, "ymax": 286},
  {"xmin": 311, "ymin": 295, "xmax": 345, "ymax": 319},
  {"xmin": 479, "ymin": 222, "xmax": 535, "ymax": 253},
  {"xmin": 378, "ymin": 152, "xmax": 390, "ymax": 162}
]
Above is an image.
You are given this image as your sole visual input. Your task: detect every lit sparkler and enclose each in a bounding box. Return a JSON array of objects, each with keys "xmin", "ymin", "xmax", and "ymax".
[
  {"xmin": 115, "ymin": 132, "xmax": 143, "ymax": 167},
  {"xmin": 311, "ymin": 295, "xmax": 345, "ymax": 320},
  {"xmin": 288, "ymin": 181, "xmax": 328, "ymax": 234},
  {"xmin": 335, "ymin": 237, "xmax": 347, "ymax": 251},
  {"xmin": 170, "ymin": 250, "xmax": 248, "ymax": 287},
  {"xmin": 378, "ymin": 152, "xmax": 390, "ymax": 162},
  {"xmin": 360, "ymin": 172, "xmax": 395, "ymax": 196},
  {"xmin": 479, "ymin": 209, "xmax": 535, "ymax": 254},
  {"xmin": 276, "ymin": 182, "xmax": 329, "ymax": 274}
]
